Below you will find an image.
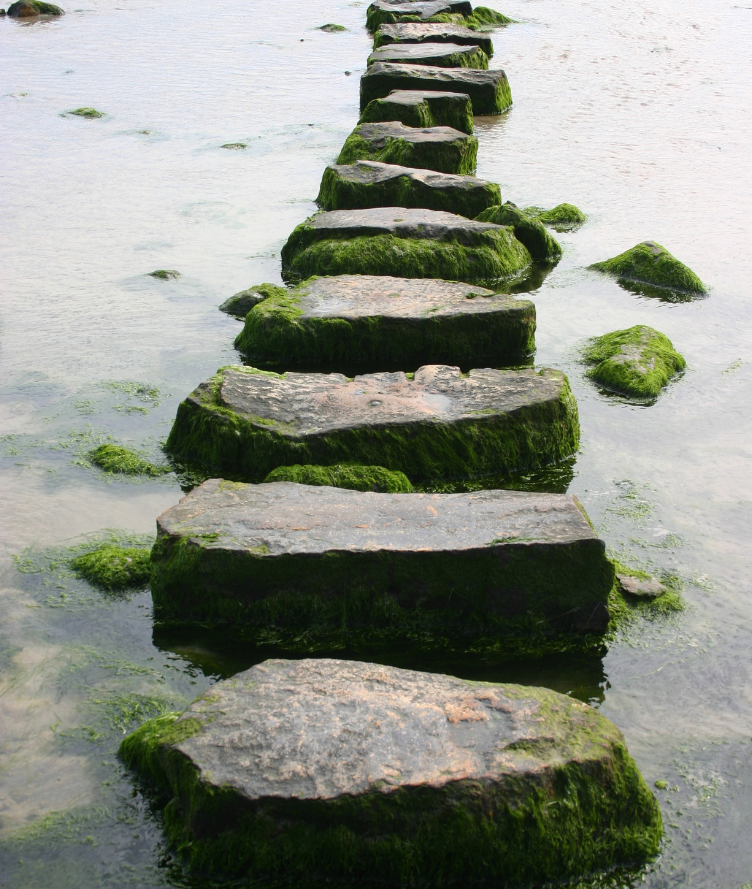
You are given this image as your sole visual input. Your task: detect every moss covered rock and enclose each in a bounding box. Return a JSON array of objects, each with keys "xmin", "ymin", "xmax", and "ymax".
[
  {"xmin": 219, "ymin": 282, "xmax": 285, "ymax": 319},
  {"xmin": 589, "ymin": 241, "xmax": 706, "ymax": 295},
  {"xmin": 164, "ymin": 363, "xmax": 578, "ymax": 483},
  {"xmin": 374, "ymin": 21, "xmax": 494, "ymax": 55},
  {"xmin": 88, "ymin": 444, "xmax": 170, "ymax": 477},
  {"xmin": 148, "ymin": 269, "xmax": 180, "ymax": 280},
  {"xmin": 280, "ymin": 207, "xmax": 532, "ymax": 283},
  {"xmin": 235, "ymin": 274, "xmax": 535, "ymax": 368},
  {"xmin": 337, "ymin": 121, "xmax": 478, "ymax": 175},
  {"xmin": 120, "ymin": 658, "xmax": 661, "ymax": 885},
  {"xmin": 318, "ymin": 160, "xmax": 500, "ymax": 217},
  {"xmin": 583, "ymin": 325, "xmax": 686, "ymax": 399},
  {"xmin": 317, "ymin": 22, "xmax": 346, "ymax": 31},
  {"xmin": 71, "ymin": 545, "xmax": 151, "ymax": 591},
  {"xmin": 361, "ymin": 62, "xmax": 512, "ymax": 115},
  {"xmin": 368, "ymin": 41, "xmax": 489, "ymax": 69},
  {"xmin": 476, "ymin": 202, "xmax": 562, "ymax": 262},
  {"xmin": 359, "ymin": 89, "xmax": 474, "ymax": 134},
  {"xmin": 66, "ymin": 107, "xmax": 104, "ymax": 119},
  {"xmin": 366, "ymin": 0, "xmax": 472, "ymax": 31},
  {"xmin": 525, "ymin": 202, "xmax": 586, "ymax": 231},
  {"xmin": 264, "ymin": 463, "xmax": 413, "ymax": 492},
  {"xmin": 7, "ymin": 0, "xmax": 63, "ymax": 15}
]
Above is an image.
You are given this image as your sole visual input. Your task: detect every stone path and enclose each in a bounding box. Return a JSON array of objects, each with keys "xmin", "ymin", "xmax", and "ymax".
[{"xmin": 374, "ymin": 21, "xmax": 495, "ymax": 56}]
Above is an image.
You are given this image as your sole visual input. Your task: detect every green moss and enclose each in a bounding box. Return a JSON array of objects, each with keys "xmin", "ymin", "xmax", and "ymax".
[
  {"xmin": 476, "ymin": 203, "xmax": 562, "ymax": 262},
  {"xmin": 525, "ymin": 202, "xmax": 587, "ymax": 231},
  {"xmin": 264, "ymin": 463, "xmax": 413, "ymax": 493},
  {"xmin": 148, "ymin": 269, "xmax": 180, "ymax": 280},
  {"xmin": 219, "ymin": 282, "xmax": 286, "ymax": 318},
  {"xmin": 589, "ymin": 241, "xmax": 706, "ymax": 295},
  {"xmin": 318, "ymin": 22, "xmax": 347, "ymax": 31},
  {"xmin": 337, "ymin": 126, "xmax": 478, "ymax": 175},
  {"xmin": 88, "ymin": 443, "xmax": 170, "ymax": 476},
  {"xmin": 607, "ymin": 560, "xmax": 684, "ymax": 630},
  {"xmin": 67, "ymin": 107, "xmax": 103, "ymax": 118},
  {"xmin": 583, "ymin": 326, "xmax": 686, "ymax": 399},
  {"xmin": 71, "ymin": 544, "xmax": 151, "ymax": 591},
  {"xmin": 359, "ymin": 93, "xmax": 474, "ymax": 135},
  {"xmin": 369, "ymin": 45, "xmax": 489, "ymax": 70},
  {"xmin": 117, "ymin": 712, "xmax": 198, "ymax": 792}
]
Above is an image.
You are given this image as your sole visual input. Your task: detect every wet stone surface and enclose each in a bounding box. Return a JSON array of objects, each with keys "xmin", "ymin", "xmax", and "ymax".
[
  {"xmin": 359, "ymin": 88, "xmax": 474, "ymax": 134},
  {"xmin": 367, "ymin": 41, "xmax": 488, "ymax": 69},
  {"xmin": 368, "ymin": 0, "xmax": 473, "ymax": 27},
  {"xmin": 374, "ymin": 21, "xmax": 495, "ymax": 56}
]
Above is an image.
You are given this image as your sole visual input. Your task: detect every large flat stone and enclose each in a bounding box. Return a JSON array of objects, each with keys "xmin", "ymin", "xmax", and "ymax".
[
  {"xmin": 120, "ymin": 658, "xmax": 661, "ymax": 883},
  {"xmin": 317, "ymin": 159, "xmax": 501, "ymax": 217},
  {"xmin": 360, "ymin": 88, "xmax": 474, "ymax": 134},
  {"xmin": 361, "ymin": 62, "xmax": 512, "ymax": 114},
  {"xmin": 337, "ymin": 120, "xmax": 478, "ymax": 175},
  {"xmin": 368, "ymin": 41, "xmax": 488, "ymax": 69},
  {"xmin": 280, "ymin": 207, "xmax": 531, "ymax": 282},
  {"xmin": 367, "ymin": 0, "xmax": 473, "ymax": 30},
  {"xmin": 165, "ymin": 363, "xmax": 579, "ymax": 483},
  {"xmin": 235, "ymin": 274, "xmax": 534, "ymax": 367},
  {"xmin": 374, "ymin": 21, "xmax": 494, "ymax": 56}
]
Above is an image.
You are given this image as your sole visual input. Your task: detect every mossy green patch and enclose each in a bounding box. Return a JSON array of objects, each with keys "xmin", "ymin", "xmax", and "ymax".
[
  {"xmin": 337, "ymin": 126, "xmax": 478, "ymax": 175},
  {"xmin": 264, "ymin": 463, "xmax": 413, "ymax": 493},
  {"xmin": 589, "ymin": 241, "xmax": 706, "ymax": 295},
  {"xmin": 66, "ymin": 107, "xmax": 104, "ymax": 118},
  {"xmin": 583, "ymin": 325, "xmax": 686, "ymax": 399},
  {"xmin": 359, "ymin": 92, "xmax": 474, "ymax": 135},
  {"xmin": 148, "ymin": 269, "xmax": 180, "ymax": 280},
  {"xmin": 219, "ymin": 282, "xmax": 286, "ymax": 318},
  {"xmin": 476, "ymin": 203, "xmax": 562, "ymax": 262},
  {"xmin": 607, "ymin": 560, "xmax": 684, "ymax": 630},
  {"xmin": 525, "ymin": 202, "xmax": 587, "ymax": 231},
  {"xmin": 318, "ymin": 22, "xmax": 347, "ymax": 31},
  {"xmin": 88, "ymin": 443, "xmax": 170, "ymax": 476},
  {"xmin": 71, "ymin": 545, "xmax": 151, "ymax": 591}
]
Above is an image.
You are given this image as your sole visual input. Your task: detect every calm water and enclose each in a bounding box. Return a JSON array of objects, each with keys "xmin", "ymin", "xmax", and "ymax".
[{"xmin": 1, "ymin": 0, "xmax": 751, "ymax": 885}]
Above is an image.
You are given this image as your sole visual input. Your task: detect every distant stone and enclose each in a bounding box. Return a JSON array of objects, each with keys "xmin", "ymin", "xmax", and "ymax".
[
  {"xmin": 7, "ymin": 0, "xmax": 63, "ymax": 15},
  {"xmin": 617, "ymin": 573, "xmax": 666, "ymax": 599},
  {"xmin": 219, "ymin": 282, "xmax": 285, "ymax": 319},
  {"xmin": 318, "ymin": 22, "xmax": 347, "ymax": 31},
  {"xmin": 368, "ymin": 41, "xmax": 488, "ymax": 69},
  {"xmin": 337, "ymin": 120, "xmax": 478, "ymax": 175},
  {"xmin": 361, "ymin": 61, "xmax": 512, "ymax": 114},
  {"xmin": 360, "ymin": 89, "xmax": 474, "ymax": 134},
  {"xmin": 317, "ymin": 159, "xmax": 500, "ymax": 217},
  {"xmin": 280, "ymin": 207, "xmax": 531, "ymax": 283},
  {"xmin": 589, "ymin": 241, "xmax": 706, "ymax": 295},
  {"xmin": 148, "ymin": 269, "xmax": 180, "ymax": 280},
  {"xmin": 88, "ymin": 443, "xmax": 170, "ymax": 477},
  {"xmin": 367, "ymin": 0, "xmax": 472, "ymax": 31},
  {"xmin": 264, "ymin": 462, "xmax": 413, "ymax": 492},
  {"xmin": 66, "ymin": 107, "xmax": 104, "ymax": 118},
  {"xmin": 374, "ymin": 21, "xmax": 494, "ymax": 56},
  {"xmin": 525, "ymin": 202, "xmax": 587, "ymax": 231},
  {"xmin": 583, "ymin": 325, "xmax": 686, "ymax": 399},
  {"xmin": 476, "ymin": 202, "xmax": 562, "ymax": 262},
  {"xmin": 165, "ymin": 363, "xmax": 579, "ymax": 482},
  {"xmin": 235, "ymin": 274, "xmax": 535, "ymax": 367},
  {"xmin": 220, "ymin": 141, "xmax": 247, "ymax": 150}
]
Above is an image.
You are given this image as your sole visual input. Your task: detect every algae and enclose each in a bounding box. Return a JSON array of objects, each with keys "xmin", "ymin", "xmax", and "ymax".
[
  {"xmin": 607, "ymin": 560, "xmax": 684, "ymax": 630},
  {"xmin": 583, "ymin": 325, "xmax": 686, "ymax": 399},
  {"xmin": 475, "ymin": 203, "xmax": 562, "ymax": 262},
  {"xmin": 337, "ymin": 125, "xmax": 478, "ymax": 175},
  {"xmin": 589, "ymin": 241, "xmax": 706, "ymax": 295},
  {"xmin": 220, "ymin": 142, "xmax": 247, "ymax": 150},
  {"xmin": 264, "ymin": 463, "xmax": 413, "ymax": 493},
  {"xmin": 71, "ymin": 545, "xmax": 151, "ymax": 591},
  {"xmin": 148, "ymin": 269, "xmax": 180, "ymax": 280},
  {"xmin": 318, "ymin": 22, "xmax": 347, "ymax": 31},
  {"xmin": 66, "ymin": 107, "xmax": 104, "ymax": 118},
  {"xmin": 359, "ymin": 92, "xmax": 474, "ymax": 135},
  {"xmin": 219, "ymin": 282, "xmax": 285, "ymax": 319},
  {"xmin": 88, "ymin": 443, "xmax": 170, "ymax": 477},
  {"xmin": 525, "ymin": 202, "xmax": 587, "ymax": 232}
]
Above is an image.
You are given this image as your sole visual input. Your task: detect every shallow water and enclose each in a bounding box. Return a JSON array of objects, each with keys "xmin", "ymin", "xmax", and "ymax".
[{"xmin": 1, "ymin": 0, "xmax": 751, "ymax": 885}]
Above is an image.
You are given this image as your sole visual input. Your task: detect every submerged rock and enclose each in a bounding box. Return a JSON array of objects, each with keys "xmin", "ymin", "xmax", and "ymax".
[
  {"xmin": 317, "ymin": 159, "xmax": 500, "ymax": 217},
  {"xmin": 589, "ymin": 241, "xmax": 706, "ymax": 295},
  {"xmin": 617, "ymin": 573, "xmax": 666, "ymax": 599},
  {"xmin": 264, "ymin": 462, "xmax": 413, "ymax": 492},
  {"xmin": 367, "ymin": 0, "xmax": 472, "ymax": 30},
  {"xmin": 219, "ymin": 282, "xmax": 285, "ymax": 319},
  {"xmin": 368, "ymin": 41, "xmax": 488, "ymax": 69},
  {"xmin": 234, "ymin": 274, "xmax": 535, "ymax": 367},
  {"xmin": 361, "ymin": 62, "xmax": 512, "ymax": 115},
  {"xmin": 220, "ymin": 141, "xmax": 247, "ymax": 150},
  {"xmin": 280, "ymin": 207, "xmax": 531, "ymax": 283},
  {"xmin": 476, "ymin": 202, "xmax": 562, "ymax": 262},
  {"xmin": 583, "ymin": 325, "xmax": 686, "ymax": 399},
  {"xmin": 164, "ymin": 363, "xmax": 579, "ymax": 482},
  {"xmin": 88, "ymin": 444, "xmax": 170, "ymax": 477},
  {"xmin": 120, "ymin": 658, "xmax": 660, "ymax": 882},
  {"xmin": 373, "ymin": 21, "xmax": 494, "ymax": 56},
  {"xmin": 72, "ymin": 544, "xmax": 151, "ymax": 591},
  {"xmin": 317, "ymin": 22, "xmax": 347, "ymax": 31},
  {"xmin": 66, "ymin": 107, "xmax": 104, "ymax": 118},
  {"xmin": 7, "ymin": 0, "xmax": 63, "ymax": 15},
  {"xmin": 148, "ymin": 269, "xmax": 180, "ymax": 280},
  {"xmin": 525, "ymin": 202, "xmax": 587, "ymax": 231},
  {"xmin": 337, "ymin": 121, "xmax": 478, "ymax": 175},
  {"xmin": 360, "ymin": 89, "xmax": 474, "ymax": 134}
]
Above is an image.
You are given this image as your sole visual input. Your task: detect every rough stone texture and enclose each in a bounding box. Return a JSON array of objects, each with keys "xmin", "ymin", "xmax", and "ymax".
[
  {"xmin": 7, "ymin": 0, "xmax": 63, "ymax": 15},
  {"xmin": 617, "ymin": 574, "xmax": 666, "ymax": 599},
  {"xmin": 120, "ymin": 658, "xmax": 662, "ymax": 884},
  {"xmin": 526, "ymin": 202, "xmax": 587, "ymax": 232},
  {"xmin": 360, "ymin": 89, "xmax": 474, "ymax": 134},
  {"xmin": 151, "ymin": 480, "xmax": 611, "ymax": 634},
  {"xmin": 368, "ymin": 42, "xmax": 488, "ymax": 70},
  {"xmin": 280, "ymin": 206, "xmax": 532, "ymax": 283},
  {"xmin": 476, "ymin": 202, "xmax": 562, "ymax": 262},
  {"xmin": 317, "ymin": 159, "xmax": 500, "ymax": 217},
  {"xmin": 164, "ymin": 362, "xmax": 579, "ymax": 484},
  {"xmin": 361, "ymin": 62, "xmax": 512, "ymax": 115},
  {"xmin": 589, "ymin": 241, "xmax": 706, "ymax": 295},
  {"xmin": 374, "ymin": 21, "xmax": 494, "ymax": 56},
  {"xmin": 337, "ymin": 121, "xmax": 478, "ymax": 175},
  {"xmin": 367, "ymin": 0, "xmax": 472, "ymax": 30},
  {"xmin": 219, "ymin": 283, "xmax": 284, "ymax": 319},
  {"xmin": 235, "ymin": 274, "xmax": 534, "ymax": 367}
]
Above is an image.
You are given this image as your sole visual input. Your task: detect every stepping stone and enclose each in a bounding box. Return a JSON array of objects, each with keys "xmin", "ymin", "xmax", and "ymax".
[
  {"xmin": 362, "ymin": 61, "xmax": 512, "ymax": 114},
  {"xmin": 152, "ymin": 481, "xmax": 610, "ymax": 633},
  {"xmin": 165, "ymin": 363, "xmax": 579, "ymax": 483},
  {"xmin": 589, "ymin": 241, "xmax": 706, "ymax": 296},
  {"xmin": 317, "ymin": 159, "xmax": 501, "ymax": 217},
  {"xmin": 120, "ymin": 659, "xmax": 660, "ymax": 882},
  {"xmin": 374, "ymin": 21, "xmax": 494, "ymax": 56},
  {"xmin": 280, "ymin": 207, "xmax": 531, "ymax": 282},
  {"xmin": 368, "ymin": 42, "xmax": 488, "ymax": 69},
  {"xmin": 367, "ymin": 0, "xmax": 473, "ymax": 30},
  {"xmin": 476, "ymin": 202, "xmax": 562, "ymax": 262},
  {"xmin": 360, "ymin": 88, "xmax": 474, "ymax": 134},
  {"xmin": 337, "ymin": 121, "xmax": 478, "ymax": 175},
  {"xmin": 235, "ymin": 274, "xmax": 535, "ymax": 367}
]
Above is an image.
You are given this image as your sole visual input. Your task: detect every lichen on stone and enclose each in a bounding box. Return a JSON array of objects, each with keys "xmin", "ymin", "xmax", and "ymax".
[
  {"xmin": 476, "ymin": 202, "xmax": 562, "ymax": 262},
  {"xmin": 71, "ymin": 544, "xmax": 152, "ymax": 591},
  {"xmin": 88, "ymin": 443, "xmax": 171, "ymax": 477},
  {"xmin": 583, "ymin": 325, "xmax": 686, "ymax": 399},
  {"xmin": 264, "ymin": 463, "xmax": 414, "ymax": 493},
  {"xmin": 589, "ymin": 241, "xmax": 706, "ymax": 295}
]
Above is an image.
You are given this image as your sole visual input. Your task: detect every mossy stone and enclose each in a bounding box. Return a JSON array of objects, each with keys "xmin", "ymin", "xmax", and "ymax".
[
  {"xmin": 583, "ymin": 325, "xmax": 686, "ymax": 399},
  {"xmin": 475, "ymin": 202, "xmax": 562, "ymax": 262},
  {"xmin": 67, "ymin": 107, "xmax": 104, "ymax": 119},
  {"xmin": 359, "ymin": 89, "xmax": 474, "ymax": 134},
  {"xmin": 71, "ymin": 545, "xmax": 151, "ymax": 591},
  {"xmin": 88, "ymin": 444, "xmax": 170, "ymax": 477},
  {"xmin": 337, "ymin": 121, "xmax": 478, "ymax": 175},
  {"xmin": 366, "ymin": 0, "xmax": 473, "ymax": 31},
  {"xmin": 148, "ymin": 269, "xmax": 180, "ymax": 280},
  {"xmin": 7, "ymin": 0, "xmax": 63, "ymax": 15},
  {"xmin": 525, "ymin": 202, "xmax": 587, "ymax": 231},
  {"xmin": 220, "ymin": 142, "xmax": 247, "ymax": 150},
  {"xmin": 589, "ymin": 241, "xmax": 706, "ymax": 295},
  {"xmin": 264, "ymin": 463, "xmax": 413, "ymax": 493},
  {"xmin": 373, "ymin": 21, "xmax": 494, "ymax": 57},
  {"xmin": 368, "ymin": 42, "xmax": 489, "ymax": 70},
  {"xmin": 361, "ymin": 62, "xmax": 512, "ymax": 115},
  {"xmin": 219, "ymin": 282, "xmax": 285, "ymax": 319},
  {"xmin": 317, "ymin": 160, "xmax": 500, "ymax": 217},
  {"xmin": 318, "ymin": 22, "xmax": 347, "ymax": 31}
]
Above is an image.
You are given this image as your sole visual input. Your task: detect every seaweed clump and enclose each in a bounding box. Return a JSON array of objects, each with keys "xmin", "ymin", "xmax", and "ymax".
[
  {"xmin": 88, "ymin": 444, "xmax": 170, "ymax": 477},
  {"xmin": 264, "ymin": 463, "xmax": 413, "ymax": 493},
  {"xmin": 476, "ymin": 202, "xmax": 562, "ymax": 262},
  {"xmin": 66, "ymin": 107, "xmax": 104, "ymax": 118},
  {"xmin": 583, "ymin": 325, "xmax": 686, "ymax": 399},
  {"xmin": 525, "ymin": 203, "xmax": 586, "ymax": 231},
  {"xmin": 589, "ymin": 241, "xmax": 706, "ymax": 295},
  {"xmin": 71, "ymin": 544, "xmax": 152, "ymax": 591}
]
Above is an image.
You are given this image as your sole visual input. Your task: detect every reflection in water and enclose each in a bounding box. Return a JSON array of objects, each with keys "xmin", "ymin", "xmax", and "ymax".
[{"xmin": 616, "ymin": 277, "xmax": 709, "ymax": 304}]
